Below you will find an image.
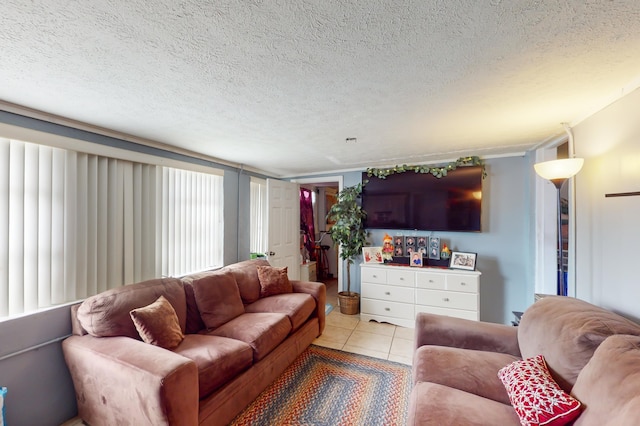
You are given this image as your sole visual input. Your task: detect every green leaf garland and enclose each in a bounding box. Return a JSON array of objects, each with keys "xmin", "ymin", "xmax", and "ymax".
[{"xmin": 366, "ymin": 156, "xmax": 486, "ymax": 179}]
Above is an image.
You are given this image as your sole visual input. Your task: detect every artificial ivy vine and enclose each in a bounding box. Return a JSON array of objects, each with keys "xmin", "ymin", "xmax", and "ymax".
[{"xmin": 366, "ymin": 156, "xmax": 486, "ymax": 179}]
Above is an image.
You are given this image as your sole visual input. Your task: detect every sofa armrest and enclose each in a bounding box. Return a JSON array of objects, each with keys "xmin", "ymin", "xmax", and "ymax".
[
  {"xmin": 62, "ymin": 335, "xmax": 199, "ymax": 426},
  {"xmin": 415, "ymin": 312, "xmax": 521, "ymax": 357},
  {"xmin": 291, "ymin": 280, "xmax": 327, "ymax": 334}
]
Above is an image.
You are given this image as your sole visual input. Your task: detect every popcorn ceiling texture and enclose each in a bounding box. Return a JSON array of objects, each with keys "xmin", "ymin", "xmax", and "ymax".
[{"xmin": 1, "ymin": 1, "xmax": 640, "ymax": 176}]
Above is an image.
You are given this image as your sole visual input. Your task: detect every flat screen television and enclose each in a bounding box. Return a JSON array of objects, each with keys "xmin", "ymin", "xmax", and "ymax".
[{"xmin": 361, "ymin": 166, "xmax": 482, "ymax": 232}]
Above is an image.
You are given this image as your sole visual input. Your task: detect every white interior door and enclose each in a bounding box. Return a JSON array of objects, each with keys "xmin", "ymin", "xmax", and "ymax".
[{"xmin": 267, "ymin": 179, "xmax": 300, "ymax": 280}]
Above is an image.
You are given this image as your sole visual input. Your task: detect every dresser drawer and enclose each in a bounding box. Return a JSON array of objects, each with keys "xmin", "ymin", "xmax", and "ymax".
[
  {"xmin": 361, "ymin": 267, "xmax": 387, "ymax": 284},
  {"xmin": 361, "ymin": 283, "xmax": 414, "ymax": 304},
  {"xmin": 415, "ymin": 271, "xmax": 446, "ymax": 290},
  {"xmin": 415, "ymin": 304, "xmax": 479, "ymax": 321},
  {"xmin": 361, "ymin": 298, "xmax": 415, "ymax": 320},
  {"xmin": 416, "ymin": 289, "xmax": 478, "ymax": 311},
  {"xmin": 387, "ymin": 269, "xmax": 415, "ymax": 287},
  {"xmin": 447, "ymin": 275, "xmax": 478, "ymax": 293}
]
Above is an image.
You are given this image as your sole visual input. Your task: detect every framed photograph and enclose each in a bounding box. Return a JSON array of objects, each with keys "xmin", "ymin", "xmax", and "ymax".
[
  {"xmin": 362, "ymin": 247, "xmax": 383, "ymax": 264},
  {"xmin": 449, "ymin": 251, "xmax": 477, "ymax": 271},
  {"xmin": 394, "ymin": 244, "xmax": 404, "ymax": 257},
  {"xmin": 417, "ymin": 236, "xmax": 427, "ymax": 247},
  {"xmin": 394, "ymin": 235, "xmax": 404, "ymax": 249},
  {"xmin": 428, "ymin": 237, "xmax": 440, "ymax": 260},
  {"xmin": 410, "ymin": 251, "xmax": 423, "ymax": 267}
]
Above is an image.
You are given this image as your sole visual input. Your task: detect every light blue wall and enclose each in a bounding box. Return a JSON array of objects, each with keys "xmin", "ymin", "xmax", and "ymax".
[{"xmin": 298, "ymin": 157, "xmax": 535, "ymax": 324}]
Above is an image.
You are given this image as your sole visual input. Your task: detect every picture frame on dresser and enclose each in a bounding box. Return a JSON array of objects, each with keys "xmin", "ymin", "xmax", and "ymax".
[
  {"xmin": 410, "ymin": 252, "xmax": 423, "ymax": 267},
  {"xmin": 428, "ymin": 237, "xmax": 440, "ymax": 260},
  {"xmin": 449, "ymin": 251, "xmax": 477, "ymax": 270},
  {"xmin": 394, "ymin": 235, "xmax": 404, "ymax": 256},
  {"xmin": 417, "ymin": 236, "xmax": 427, "ymax": 247},
  {"xmin": 362, "ymin": 247, "xmax": 383, "ymax": 263}
]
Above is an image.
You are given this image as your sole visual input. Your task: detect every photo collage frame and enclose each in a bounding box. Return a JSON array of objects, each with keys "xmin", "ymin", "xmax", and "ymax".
[
  {"xmin": 385, "ymin": 235, "xmax": 477, "ymax": 269},
  {"xmin": 394, "ymin": 235, "xmax": 439, "ymax": 261}
]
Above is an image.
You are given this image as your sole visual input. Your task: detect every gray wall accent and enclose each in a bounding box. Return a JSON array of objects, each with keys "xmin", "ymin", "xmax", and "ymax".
[
  {"xmin": 236, "ymin": 172, "xmax": 252, "ymax": 262},
  {"xmin": 223, "ymin": 169, "xmax": 240, "ymax": 266},
  {"xmin": 0, "ymin": 305, "xmax": 77, "ymax": 425},
  {"xmin": 0, "ymin": 111, "xmax": 238, "ymax": 172}
]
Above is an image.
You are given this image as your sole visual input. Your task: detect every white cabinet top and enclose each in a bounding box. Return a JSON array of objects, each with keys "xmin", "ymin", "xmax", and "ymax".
[{"xmin": 360, "ymin": 262, "xmax": 481, "ymax": 277}]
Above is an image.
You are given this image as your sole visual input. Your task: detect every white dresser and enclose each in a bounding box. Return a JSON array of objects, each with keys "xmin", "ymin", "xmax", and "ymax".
[{"xmin": 360, "ymin": 263, "xmax": 481, "ymax": 328}]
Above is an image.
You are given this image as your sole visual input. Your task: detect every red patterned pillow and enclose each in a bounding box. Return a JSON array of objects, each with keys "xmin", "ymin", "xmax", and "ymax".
[{"xmin": 498, "ymin": 355, "xmax": 582, "ymax": 426}]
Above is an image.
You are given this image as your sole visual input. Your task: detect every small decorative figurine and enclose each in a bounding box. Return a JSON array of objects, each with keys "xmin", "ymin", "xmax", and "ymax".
[
  {"xmin": 440, "ymin": 244, "xmax": 451, "ymax": 260},
  {"xmin": 382, "ymin": 233, "xmax": 394, "ymax": 262}
]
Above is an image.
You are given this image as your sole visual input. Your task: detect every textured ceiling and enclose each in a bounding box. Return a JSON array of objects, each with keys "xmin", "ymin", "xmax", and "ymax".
[{"xmin": 2, "ymin": 1, "xmax": 640, "ymax": 177}]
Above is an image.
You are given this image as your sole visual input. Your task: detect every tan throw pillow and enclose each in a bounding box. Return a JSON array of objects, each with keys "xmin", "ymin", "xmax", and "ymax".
[
  {"xmin": 257, "ymin": 265, "xmax": 292, "ymax": 297},
  {"xmin": 130, "ymin": 295, "xmax": 184, "ymax": 350}
]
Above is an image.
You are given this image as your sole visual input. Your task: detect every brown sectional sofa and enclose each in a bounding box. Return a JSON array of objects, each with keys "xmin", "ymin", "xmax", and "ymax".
[
  {"xmin": 62, "ymin": 259, "xmax": 326, "ymax": 426},
  {"xmin": 409, "ymin": 296, "xmax": 640, "ymax": 425}
]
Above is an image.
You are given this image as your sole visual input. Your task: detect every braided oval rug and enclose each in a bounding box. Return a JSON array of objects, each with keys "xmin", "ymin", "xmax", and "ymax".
[{"xmin": 229, "ymin": 345, "xmax": 412, "ymax": 426}]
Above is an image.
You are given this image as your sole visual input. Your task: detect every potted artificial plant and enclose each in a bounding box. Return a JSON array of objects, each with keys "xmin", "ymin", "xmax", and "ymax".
[{"xmin": 326, "ymin": 183, "xmax": 368, "ymax": 315}]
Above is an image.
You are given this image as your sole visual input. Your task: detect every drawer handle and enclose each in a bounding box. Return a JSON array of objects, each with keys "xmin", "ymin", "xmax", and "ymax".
[
  {"xmin": 429, "ymin": 279, "xmax": 434, "ymax": 283},
  {"xmin": 400, "ymin": 277, "xmax": 404, "ymax": 281},
  {"xmin": 385, "ymin": 307, "xmax": 391, "ymax": 311},
  {"xmin": 385, "ymin": 291, "xmax": 391, "ymax": 295},
  {"xmin": 443, "ymin": 297, "xmax": 450, "ymax": 302},
  {"xmin": 373, "ymin": 275, "xmax": 377, "ymax": 278},
  {"xmin": 460, "ymin": 282, "xmax": 466, "ymax": 286}
]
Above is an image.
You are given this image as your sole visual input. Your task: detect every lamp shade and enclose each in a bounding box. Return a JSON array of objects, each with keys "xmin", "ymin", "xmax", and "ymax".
[{"xmin": 534, "ymin": 158, "xmax": 584, "ymax": 180}]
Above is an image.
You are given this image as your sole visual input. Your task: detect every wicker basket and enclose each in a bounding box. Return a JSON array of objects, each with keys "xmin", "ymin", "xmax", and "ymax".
[{"xmin": 338, "ymin": 292, "xmax": 360, "ymax": 315}]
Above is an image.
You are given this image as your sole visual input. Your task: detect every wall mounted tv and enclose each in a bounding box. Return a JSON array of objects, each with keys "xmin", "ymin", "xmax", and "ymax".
[{"xmin": 361, "ymin": 166, "xmax": 483, "ymax": 232}]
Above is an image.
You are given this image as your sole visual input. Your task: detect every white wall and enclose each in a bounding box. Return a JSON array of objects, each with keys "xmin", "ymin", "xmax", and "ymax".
[{"xmin": 573, "ymin": 87, "xmax": 640, "ymax": 322}]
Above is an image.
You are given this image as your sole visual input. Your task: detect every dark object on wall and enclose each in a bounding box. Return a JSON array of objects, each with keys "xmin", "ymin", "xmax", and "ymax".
[{"xmin": 361, "ymin": 166, "xmax": 483, "ymax": 232}]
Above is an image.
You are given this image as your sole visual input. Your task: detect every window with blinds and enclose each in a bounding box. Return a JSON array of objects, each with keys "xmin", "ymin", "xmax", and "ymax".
[{"xmin": 0, "ymin": 137, "xmax": 223, "ymax": 318}]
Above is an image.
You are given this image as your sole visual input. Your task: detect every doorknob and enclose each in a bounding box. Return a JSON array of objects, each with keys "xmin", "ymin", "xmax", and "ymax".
[{"xmin": 267, "ymin": 251, "xmax": 276, "ymax": 256}]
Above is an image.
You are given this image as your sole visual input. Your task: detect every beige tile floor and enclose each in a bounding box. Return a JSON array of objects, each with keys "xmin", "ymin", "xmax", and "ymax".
[{"xmin": 314, "ymin": 279, "xmax": 415, "ymax": 365}]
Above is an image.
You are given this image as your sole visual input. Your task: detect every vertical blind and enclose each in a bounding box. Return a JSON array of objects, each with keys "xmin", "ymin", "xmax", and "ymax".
[
  {"xmin": 0, "ymin": 137, "xmax": 223, "ymax": 318},
  {"xmin": 162, "ymin": 167, "xmax": 223, "ymax": 277},
  {"xmin": 249, "ymin": 177, "xmax": 267, "ymax": 255}
]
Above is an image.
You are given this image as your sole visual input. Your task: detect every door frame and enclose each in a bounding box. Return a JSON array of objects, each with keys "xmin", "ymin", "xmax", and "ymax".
[{"xmin": 291, "ymin": 176, "xmax": 344, "ymax": 291}]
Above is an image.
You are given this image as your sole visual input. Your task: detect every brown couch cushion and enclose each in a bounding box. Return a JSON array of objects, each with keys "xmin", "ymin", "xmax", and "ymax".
[
  {"xmin": 130, "ymin": 295, "xmax": 185, "ymax": 349},
  {"xmin": 224, "ymin": 259, "xmax": 270, "ymax": 304},
  {"xmin": 192, "ymin": 270, "xmax": 245, "ymax": 330},
  {"xmin": 408, "ymin": 382, "xmax": 521, "ymax": 425},
  {"xmin": 256, "ymin": 265, "xmax": 292, "ymax": 297},
  {"xmin": 412, "ymin": 345, "xmax": 518, "ymax": 404},
  {"xmin": 244, "ymin": 293, "xmax": 316, "ymax": 331},
  {"xmin": 174, "ymin": 334, "xmax": 253, "ymax": 399},
  {"xmin": 517, "ymin": 296, "xmax": 640, "ymax": 392},
  {"xmin": 209, "ymin": 312, "xmax": 291, "ymax": 361},
  {"xmin": 181, "ymin": 268, "xmax": 225, "ymax": 334},
  {"xmin": 572, "ymin": 335, "xmax": 640, "ymax": 425},
  {"xmin": 77, "ymin": 278, "xmax": 186, "ymax": 338}
]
